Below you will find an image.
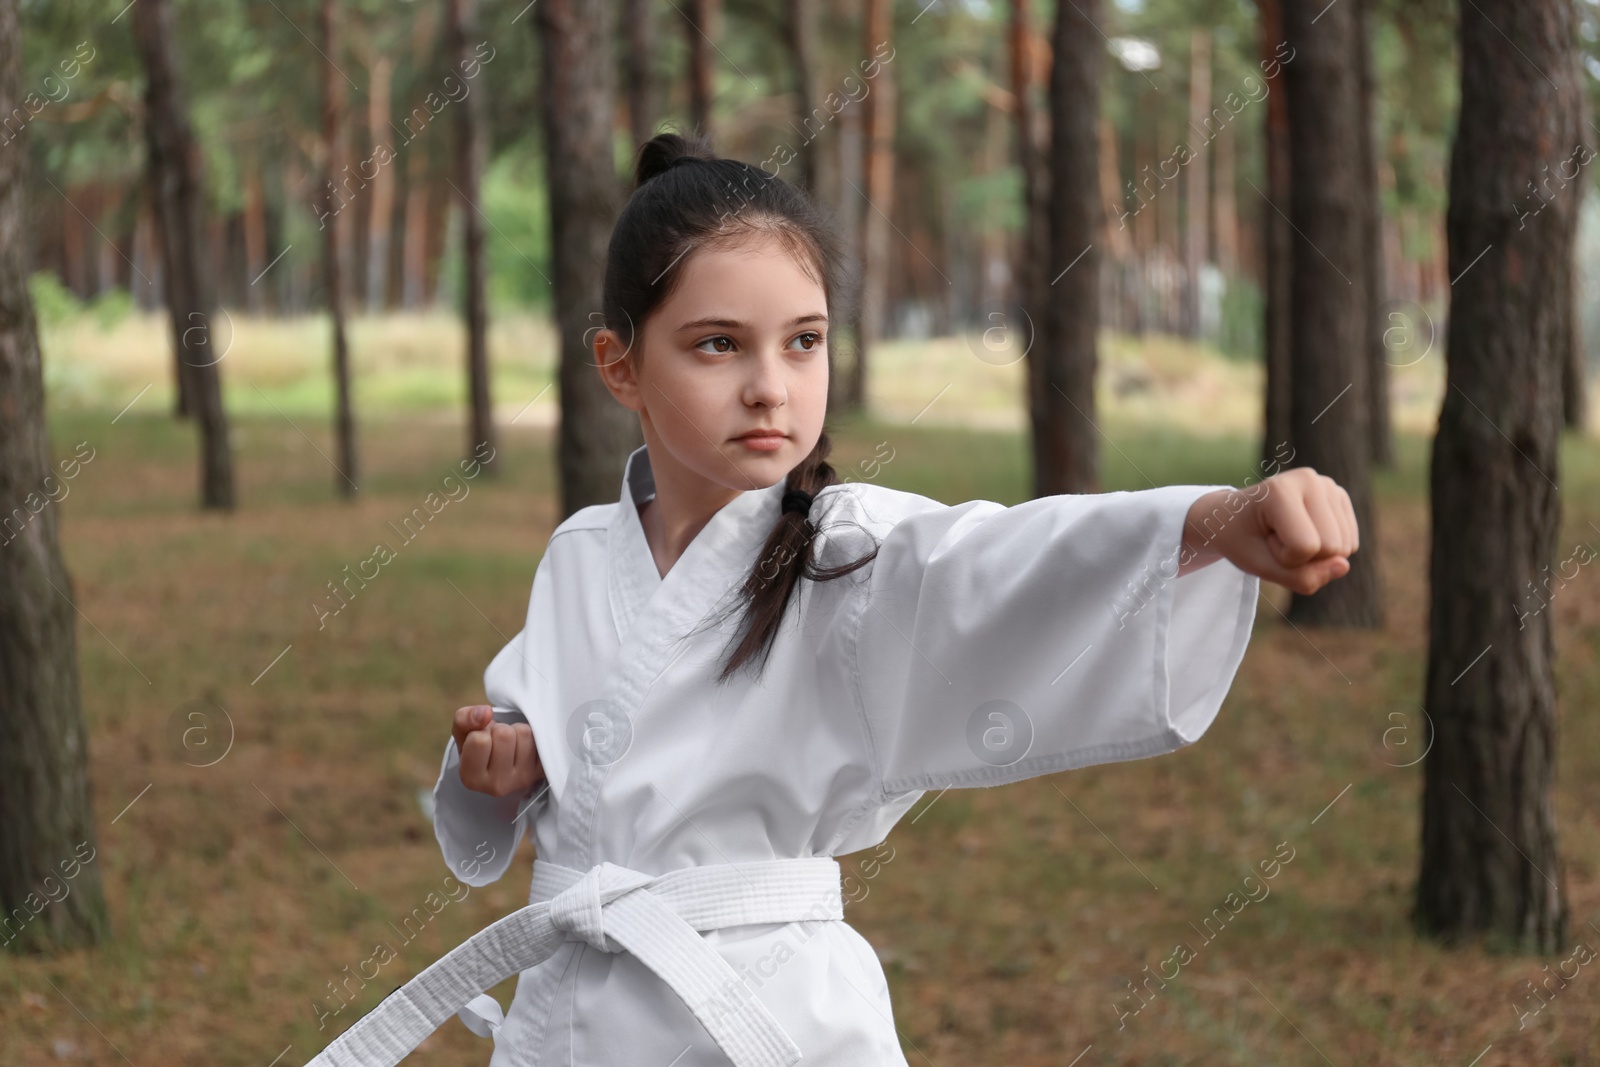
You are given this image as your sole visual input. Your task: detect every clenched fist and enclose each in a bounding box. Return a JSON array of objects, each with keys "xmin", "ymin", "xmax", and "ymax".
[
  {"xmin": 1181, "ymin": 467, "xmax": 1360, "ymax": 595},
  {"xmin": 453, "ymin": 705, "xmax": 546, "ymax": 799}
]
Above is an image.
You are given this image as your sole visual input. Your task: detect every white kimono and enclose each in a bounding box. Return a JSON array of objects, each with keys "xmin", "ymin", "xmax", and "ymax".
[{"xmin": 311, "ymin": 445, "xmax": 1259, "ymax": 1067}]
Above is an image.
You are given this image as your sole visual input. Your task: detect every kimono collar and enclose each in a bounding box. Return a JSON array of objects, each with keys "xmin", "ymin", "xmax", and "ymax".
[{"xmin": 606, "ymin": 445, "xmax": 787, "ymax": 643}]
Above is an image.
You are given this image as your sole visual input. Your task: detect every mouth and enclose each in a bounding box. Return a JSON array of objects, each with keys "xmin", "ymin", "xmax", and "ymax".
[{"xmin": 731, "ymin": 429, "xmax": 788, "ymax": 452}]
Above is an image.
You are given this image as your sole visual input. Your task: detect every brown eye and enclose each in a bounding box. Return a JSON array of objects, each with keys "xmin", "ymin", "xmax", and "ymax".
[
  {"xmin": 697, "ymin": 335, "xmax": 734, "ymax": 354},
  {"xmin": 791, "ymin": 331, "xmax": 823, "ymax": 351}
]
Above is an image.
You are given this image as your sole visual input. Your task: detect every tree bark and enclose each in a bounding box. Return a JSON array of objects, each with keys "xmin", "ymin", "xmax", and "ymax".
[
  {"xmin": 850, "ymin": 0, "xmax": 895, "ymax": 412},
  {"xmin": 1213, "ymin": 111, "xmax": 1238, "ymax": 277},
  {"xmin": 402, "ymin": 147, "xmax": 429, "ymax": 310},
  {"xmin": 784, "ymin": 0, "xmax": 820, "ymax": 195},
  {"xmin": 1355, "ymin": 0, "xmax": 1394, "ymax": 467},
  {"xmin": 1281, "ymin": 0, "xmax": 1382, "ymax": 627},
  {"xmin": 1560, "ymin": 85, "xmax": 1590, "ymax": 432},
  {"xmin": 830, "ymin": 98, "xmax": 864, "ymax": 416},
  {"xmin": 242, "ymin": 160, "xmax": 267, "ymax": 315},
  {"xmin": 537, "ymin": 0, "xmax": 644, "ymax": 516},
  {"xmin": 1415, "ymin": 0, "xmax": 1581, "ymax": 953},
  {"xmin": 625, "ymin": 0, "xmax": 659, "ymax": 149},
  {"xmin": 1182, "ymin": 28, "xmax": 1211, "ymax": 340},
  {"xmin": 449, "ymin": 0, "xmax": 496, "ymax": 477},
  {"xmin": 364, "ymin": 52, "xmax": 396, "ymax": 313},
  {"xmin": 1260, "ymin": 0, "xmax": 1293, "ymax": 473},
  {"xmin": 320, "ymin": 0, "xmax": 359, "ymax": 499},
  {"xmin": 1011, "ymin": 0, "xmax": 1048, "ymax": 448},
  {"xmin": 0, "ymin": 0, "xmax": 110, "ymax": 955},
  {"xmin": 1032, "ymin": 0, "xmax": 1102, "ymax": 496},
  {"xmin": 132, "ymin": 0, "xmax": 234, "ymax": 509},
  {"xmin": 684, "ymin": 0, "xmax": 716, "ymax": 142}
]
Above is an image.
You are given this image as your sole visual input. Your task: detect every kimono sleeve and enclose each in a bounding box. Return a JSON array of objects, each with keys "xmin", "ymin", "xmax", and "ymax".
[
  {"xmin": 851, "ymin": 484, "xmax": 1260, "ymax": 794},
  {"xmin": 430, "ymin": 638, "xmax": 550, "ymax": 888}
]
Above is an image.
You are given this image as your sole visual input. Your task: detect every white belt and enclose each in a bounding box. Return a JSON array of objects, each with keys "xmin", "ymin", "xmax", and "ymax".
[{"xmin": 304, "ymin": 856, "xmax": 845, "ymax": 1067}]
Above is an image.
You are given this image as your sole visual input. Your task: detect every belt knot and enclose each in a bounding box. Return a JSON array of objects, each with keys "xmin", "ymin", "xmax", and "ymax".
[{"xmin": 546, "ymin": 861, "xmax": 656, "ymax": 952}]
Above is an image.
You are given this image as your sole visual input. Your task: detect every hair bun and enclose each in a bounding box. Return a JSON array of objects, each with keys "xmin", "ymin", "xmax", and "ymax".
[{"xmin": 634, "ymin": 131, "xmax": 717, "ymax": 189}]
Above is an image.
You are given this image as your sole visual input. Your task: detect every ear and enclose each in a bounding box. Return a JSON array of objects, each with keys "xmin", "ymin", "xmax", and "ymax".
[{"xmin": 594, "ymin": 328, "xmax": 644, "ymax": 412}]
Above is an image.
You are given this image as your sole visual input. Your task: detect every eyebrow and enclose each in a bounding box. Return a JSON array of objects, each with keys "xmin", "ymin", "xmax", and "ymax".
[{"xmin": 674, "ymin": 313, "xmax": 828, "ymax": 333}]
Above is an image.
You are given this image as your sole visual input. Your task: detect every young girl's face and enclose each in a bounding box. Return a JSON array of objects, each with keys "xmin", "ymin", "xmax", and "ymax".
[{"xmin": 597, "ymin": 232, "xmax": 830, "ymax": 495}]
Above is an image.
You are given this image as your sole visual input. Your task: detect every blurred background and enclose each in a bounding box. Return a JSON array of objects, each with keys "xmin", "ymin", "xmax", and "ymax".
[{"xmin": 2, "ymin": 0, "xmax": 1600, "ymax": 1063}]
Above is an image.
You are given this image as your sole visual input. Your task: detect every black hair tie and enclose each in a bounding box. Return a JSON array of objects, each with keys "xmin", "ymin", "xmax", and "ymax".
[{"xmin": 781, "ymin": 488, "xmax": 814, "ymax": 517}]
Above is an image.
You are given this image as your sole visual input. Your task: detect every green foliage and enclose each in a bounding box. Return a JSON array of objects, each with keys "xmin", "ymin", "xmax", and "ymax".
[
  {"xmin": 955, "ymin": 165, "xmax": 1026, "ymax": 233},
  {"xmin": 87, "ymin": 286, "xmax": 134, "ymax": 330},
  {"xmin": 28, "ymin": 270, "xmax": 83, "ymax": 328},
  {"xmin": 29, "ymin": 272, "xmax": 136, "ymax": 331},
  {"xmin": 1216, "ymin": 273, "xmax": 1262, "ymax": 363},
  {"xmin": 482, "ymin": 147, "xmax": 553, "ymax": 315}
]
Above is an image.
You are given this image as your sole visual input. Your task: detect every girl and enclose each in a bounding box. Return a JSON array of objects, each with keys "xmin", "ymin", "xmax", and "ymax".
[{"xmin": 309, "ymin": 132, "xmax": 1358, "ymax": 1067}]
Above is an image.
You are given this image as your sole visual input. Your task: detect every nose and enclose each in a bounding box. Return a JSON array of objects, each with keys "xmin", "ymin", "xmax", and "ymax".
[{"xmin": 741, "ymin": 348, "xmax": 787, "ymax": 410}]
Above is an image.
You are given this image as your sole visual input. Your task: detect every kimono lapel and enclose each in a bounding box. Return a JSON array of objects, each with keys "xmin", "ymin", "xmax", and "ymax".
[
  {"xmin": 562, "ymin": 446, "xmax": 785, "ymax": 868},
  {"xmin": 606, "ymin": 448, "xmax": 664, "ymax": 644},
  {"xmin": 606, "ymin": 446, "xmax": 784, "ymax": 651}
]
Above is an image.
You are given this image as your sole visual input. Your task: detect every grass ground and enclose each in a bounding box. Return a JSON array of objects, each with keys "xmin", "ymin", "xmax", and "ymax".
[{"xmin": 3, "ymin": 310, "xmax": 1598, "ymax": 1066}]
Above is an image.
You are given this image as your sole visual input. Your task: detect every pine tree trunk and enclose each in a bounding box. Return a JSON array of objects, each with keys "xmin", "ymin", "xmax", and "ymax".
[
  {"xmin": 320, "ymin": 0, "xmax": 359, "ymax": 499},
  {"xmin": 242, "ymin": 161, "xmax": 267, "ymax": 315},
  {"xmin": 684, "ymin": 0, "xmax": 715, "ymax": 142},
  {"xmin": 1281, "ymin": 0, "xmax": 1382, "ymax": 627},
  {"xmin": 536, "ymin": 0, "xmax": 644, "ymax": 516},
  {"xmin": 830, "ymin": 100, "xmax": 864, "ymax": 416},
  {"xmin": 1415, "ymin": 0, "xmax": 1581, "ymax": 953},
  {"xmin": 1260, "ymin": 0, "xmax": 1294, "ymax": 473},
  {"xmin": 1213, "ymin": 112, "xmax": 1237, "ymax": 277},
  {"xmin": 132, "ymin": 0, "xmax": 234, "ymax": 509},
  {"xmin": 0, "ymin": 0, "xmax": 110, "ymax": 954},
  {"xmin": 449, "ymin": 0, "xmax": 495, "ymax": 475},
  {"xmin": 401, "ymin": 149, "xmax": 429, "ymax": 310},
  {"xmin": 1011, "ymin": 0, "xmax": 1048, "ymax": 470},
  {"xmin": 851, "ymin": 0, "xmax": 894, "ymax": 412},
  {"xmin": 365, "ymin": 53, "xmax": 396, "ymax": 313},
  {"xmin": 1033, "ymin": 0, "xmax": 1102, "ymax": 495},
  {"xmin": 1560, "ymin": 78, "xmax": 1590, "ymax": 432},
  {"xmin": 1182, "ymin": 28, "xmax": 1211, "ymax": 341},
  {"xmin": 1355, "ymin": 0, "xmax": 1394, "ymax": 467},
  {"xmin": 784, "ymin": 0, "xmax": 819, "ymax": 195},
  {"xmin": 625, "ymin": 0, "xmax": 659, "ymax": 150}
]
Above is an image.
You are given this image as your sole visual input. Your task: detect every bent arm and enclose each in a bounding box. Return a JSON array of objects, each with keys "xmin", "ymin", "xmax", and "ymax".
[{"xmin": 432, "ymin": 712, "xmax": 544, "ymax": 887}]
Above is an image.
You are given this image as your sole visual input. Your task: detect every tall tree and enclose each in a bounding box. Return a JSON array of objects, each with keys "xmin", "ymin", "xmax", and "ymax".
[
  {"xmin": 132, "ymin": 0, "xmax": 235, "ymax": 509},
  {"xmin": 1032, "ymin": 0, "xmax": 1104, "ymax": 495},
  {"xmin": 320, "ymin": 0, "xmax": 359, "ymax": 499},
  {"xmin": 1182, "ymin": 27, "xmax": 1211, "ymax": 340},
  {"xmin": 1559, "ymin": 83, "xmax": 1590, "ymax": 432},
  {"xmin": 0, "ymin": 0, "xmax": 109, "ymax": 953},
  {"xmin": 784, "ymin": 0, "xmax": 820, "ymax": 195},
  {"xmin": 830, "ymin": 98, "xmax": 865, "ymax": 416},
  {"xmin": 449, "ymin": 0, "xmax": 496, "ymax": 476},
  {"xmin": 1355, "ymin": 0, "xmax": 1394, "ymax": 467},
  {"xmin": 360, "ymin": 48, "xmax": 397, "ymax": 312},
  {"xmin": 848, "ymin": 0, "xmax": 896, "ymax": 412},
  {"xmin": 537, "ymin": 0, "xmax": 643, "ymax": 515},
  {"xmin": 625, "ymin": 0, "xmax": 660, "ymax": 149},
  {"xmin": 1281, "ymin": 0, "xmax": 1383, "ymax": 626},
  {"xmin": 401, "ymin": 147, "xmax": 431, "ymax": 310},
  {"xmin": 684, "ymin": 0, "xmax": 717, "ymax": 142},
  {"xmin": 1259, "ymin": 0, "xmax": 1293, "ymax": 473},
  {"xmin": 1415, "ymin": 0, "xmax": 1582, "ymax": 953},
  {"xmin": 1010, "ymin": 0, "xmax": 1046, "ymax": 466},
  {"xmin": 242, "ymin": 158, "xmax": 268, "ymax": 315}
]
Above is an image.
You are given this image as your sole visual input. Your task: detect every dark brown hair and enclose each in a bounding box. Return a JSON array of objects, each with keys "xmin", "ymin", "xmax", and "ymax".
[{"xmin": 602, "ymin": 129, "xmax": 876, "ymax": 680}]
